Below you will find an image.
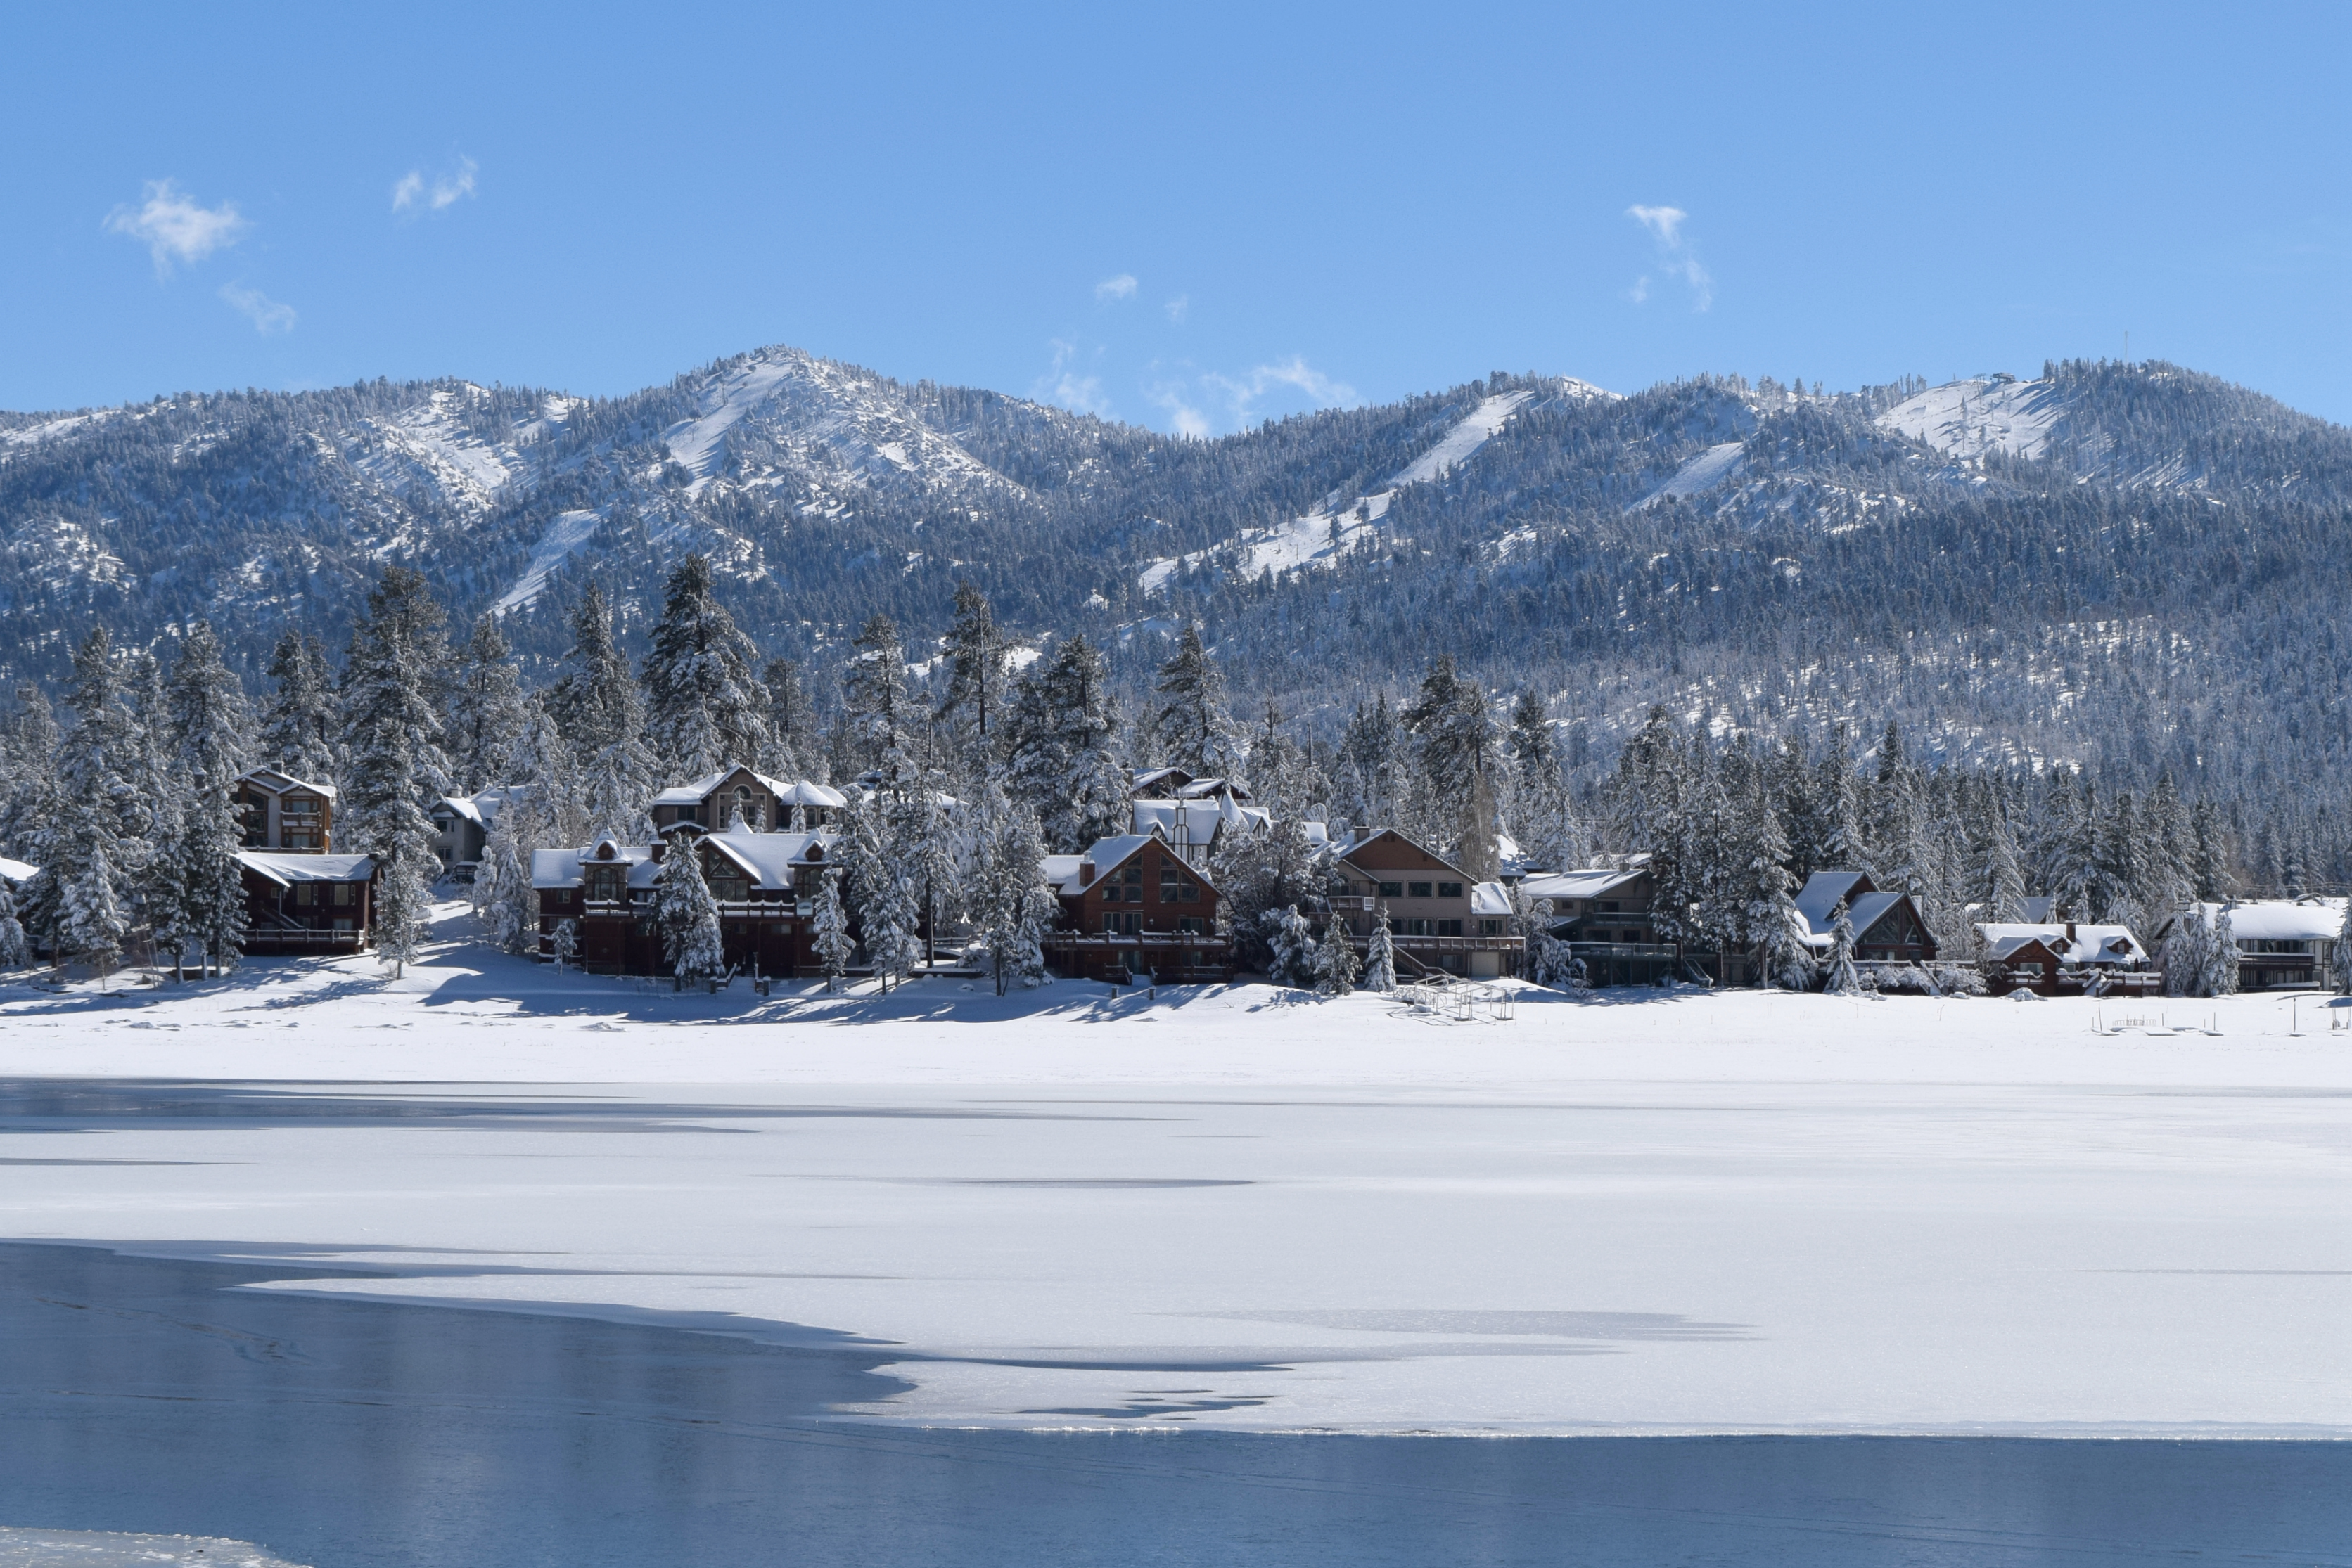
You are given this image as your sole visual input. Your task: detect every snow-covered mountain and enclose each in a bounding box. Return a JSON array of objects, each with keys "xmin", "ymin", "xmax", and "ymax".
[{"xmin": 4, "ymin": 349, "xmax": 2348, "ymax": 790}]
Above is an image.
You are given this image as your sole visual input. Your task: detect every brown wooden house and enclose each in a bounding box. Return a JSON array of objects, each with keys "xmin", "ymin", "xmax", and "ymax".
[
  {"xmin": 1328, "ymin": 829, "xmax": 1522, "ymax": 979},
  {"xmin": 1042, "ymin": 830, "xmax": 1229, "ymax": 982},
  {"xmin": 1794, "ymin": 871, "xmax": 1938, "ymax": 963},
  {"xmin": 238, "ymin": 851, "xmax": 376, "ymax": 953},
  {"xmin": 648, "ymin": 766, "xmax": 848, "ymax": 834},
  {"xmin": 236, "ymin": 769, "xmax": 335, "ymax": 854},
  {"xmin": 533, "ymin": 823, "xmax": 841, "ymax": 978}
]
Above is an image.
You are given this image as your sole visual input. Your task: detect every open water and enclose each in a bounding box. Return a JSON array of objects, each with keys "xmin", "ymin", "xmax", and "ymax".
[{"xmin": 1, "ymin": 1242, "xmax": 2346, "ymax": 1567}]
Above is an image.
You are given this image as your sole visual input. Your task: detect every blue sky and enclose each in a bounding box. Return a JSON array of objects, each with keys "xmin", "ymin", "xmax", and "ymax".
[{"xmin": 4, "ymin": 2, "xmax": 2346, "ymax": 428}]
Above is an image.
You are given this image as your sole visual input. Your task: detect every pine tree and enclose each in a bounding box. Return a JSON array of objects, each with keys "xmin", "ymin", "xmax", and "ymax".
[
  {"xmin": 1981, "ymin": 797, "xmax": 2027, "ymax": 923},
  {"xmin": 843, "ymin": 612, "xmax": 912, "ymax": 769},
  {"xmin": 1822, "ymin": 899, "xmax": 1862, "ymax": 997},
  {"xmin": 447, "ymin": 615, "xmax": 531, "ymax": 795},
  {"xmin": 656, "ymin": 837, "xmax": 724, "ymax": 988},
  {"xmin": 977, "ymin": 800, "xmax": 1052, "ymax": 995},
  {"xmin": 0, "ymin": 876, "xmax": 29, "ymax": 970},
  {"xmin": 44, "ymin": 629, "xmax": 146, "ymax": 977},
  {"xmin": 2331, "ymin": 897, "xmax": 2352, "ymax": 996},
  {"xmin": 1402, "ymin": 655, "xmax": 1502, "ymax": 878},
  {"xmin": 473, "ymin": 805, "xmax": 532, "ymax": 953},
  {"xmin": 1151, "ymin": 622, "xmax": 1246, "ymax": 780},
  {"xmin": 812, "ymin": 867, "xmax": 855, "ymax": 993},
  {"xmin": 1, "ymin": 686, "xmax": 61, "ymax": 859},
  {"xmin": 338, "ymin": 568, "xmax": 452, "ymax": 977},
  {"xmin": 937, "ymin": 584, "xmax": 1011, "ymax": 761},
  {"xmin": 260, "ymin": 630, "xmax": 337, "ymax": 783},
  {"xmin": 1211, "ymin": 812, "xmax": 1322, "ymax": 972},
  {"xmin": 1004, "ymin": 635, "xmax": 1129, "ymax": 852},
  {"xmin": 1315, "ymin": 908, "xmax": 1361, "ymax": 996},
  {"xmin": 2208, "ymin": 906, "xmax": 2241, "ymax": 996},
  {"xmin": 1812, "ymin": 724, "xmax": 1874, "ymax": 875},
  {"xmin": 843, "ymin": 797, "xmax": 922, "ymax": 991},
  {"xmin": 550, "ymin": 586, "xmax": 658, "ymax": 842},
  {"xmin": 1363, "ymin": 908, "xmax": 1398, "ymax": 994},
  {"xmin": 2163, "ymin": 905, "xmax": 2211, "ymax": 998},
  {"xmin": 152, "ymin": 622, "xmax": 252, "ymax": 978},
  {"xmin": 639, "ymin": 555, "xmax": 770, "ymax": 782},
  {"xmin": 760, "ymin": 658, "xmax": 818, "ymax": 781},
  {"xmin": 1338, "ymin": 693, "xmax": 1405, "ymax": 830},
  {"xmin": 1260, "ymin": 904, "xmax": 1317, "ymax": 989}
]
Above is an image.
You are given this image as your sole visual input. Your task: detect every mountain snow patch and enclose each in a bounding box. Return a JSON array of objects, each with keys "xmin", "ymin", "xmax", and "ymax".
[
  {"xmin": 494, "ymin": 508, "xmax": 606, "ymax": 615},
  {"xmin": 1635, "ymin": 442, "xmax": 1746, "ymax": 509},
  {"xmin": 1879, "ymin": 377, "xmax": 2069, "ymax": 462}
]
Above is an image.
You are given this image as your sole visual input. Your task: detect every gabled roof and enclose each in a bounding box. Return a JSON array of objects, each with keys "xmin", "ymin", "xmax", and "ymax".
[
  {"xmin": 648, "ymin": 766, "xmax": 800, "ymax": 808},
  {"xmin": 1470, "ymin": 882, "xmax": 1514, "ymax": 918},
  {"xmin": 1051, "ymin": 830, "xmax": 1219, "ymax": 897},
  {"xmin": 1794, "ymin": 870, "xmax": 1872, "ymax": 931},
  {"xmin": 697, "ymin": 823, "xmax": 835, "ymax": 890},
  {"xmin": 1979, "ymin": 923, "xmax": 2147, "ymax": 965},
  {"xmin": 238, "ymin": 768, "xmax": 338, "ymax": 801},
  {"xmin": 238, "ymin": 851, "xmax": 374, "ymax": 885},
  {"xmin": 1519, "ymin": 866, "xmax": 1647, "ymax": 903},
  {"xmin": 1334, "ymin": 828, "xmax": 1471, "ymax": 884}
]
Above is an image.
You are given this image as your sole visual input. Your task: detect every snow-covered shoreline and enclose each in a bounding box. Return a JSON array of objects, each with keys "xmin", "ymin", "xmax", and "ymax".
[{"xmin": 4, "ymin": 937, "xmax": 2346, "ymax": 1439}]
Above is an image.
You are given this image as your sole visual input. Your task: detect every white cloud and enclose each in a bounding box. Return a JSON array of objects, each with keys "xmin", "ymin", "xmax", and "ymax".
[
  {"xmin": 1625, "ymin": 204, "xmax": 1712, "ymax": 311},
  {"xmin": 1203, "ymin": 356, "xmax": 1358, "ymax": 425},
  {"xmin": 1628, "ymin": 276, "xmax": 1650, "ymax": 304},
  {"xmin": 393, "ymin": 156, "xmax": 478, "ymax": 214},
  {"xmin": 103, "ymin": 180, "xmax": 247, "ymax": 276},
  {"xmin": 1146, "ymin": 382, "xmax": 1210, "ymax": 439},
  {"xmin": 1037, "ymin": 338, "xmax": 1113, "ymax": 417},
  {"xmin": 219, "ymin": 283, "xmax": 296, "ymax": 335},
  {"xmin": 1094, "ymin": 273, "xmax": 1138, "ymax": 302},
  {"xmin": 1164, "ymin": 294, "xmax": 1189, "ymax": 324}
]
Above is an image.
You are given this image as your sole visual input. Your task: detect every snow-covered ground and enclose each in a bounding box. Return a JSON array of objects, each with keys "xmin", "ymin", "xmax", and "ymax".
[
  {"xmin": 0, "ymin": 1530, "xmax": 306, "ymax": 1567},
  {"xmin": 3, "ymin": 918, "xmax": 2346, "ymax": 1438},
  {"xmin": 1634, "ymin": 441, "xmax": 1745, "ymax": 508},
  {"xmin": 493, "ymin": 506, "xmax": 604, "ymax": 614},
  {"xmin": 1879, "ymin": 376, "xmax": 2069, "ymax": 461}
]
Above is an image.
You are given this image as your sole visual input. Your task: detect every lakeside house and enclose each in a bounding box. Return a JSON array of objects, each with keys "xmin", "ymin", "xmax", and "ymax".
[{"xmin": 2152, "ymin": 898, "xmax": 2348, "ymax": 991}]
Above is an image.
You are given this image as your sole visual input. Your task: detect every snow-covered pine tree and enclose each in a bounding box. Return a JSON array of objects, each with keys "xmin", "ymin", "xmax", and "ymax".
[
  {"xmin": 1811, "ymin": 724, "xmax": 1874, "ymax": 877},
  {"xmin": 1338, "ymin": 693, "xmax": 1405, "ymax": 830},
  {"xmin": 759, "ymin": 658, "xmax": 817, "ymax": 782},
  {"xmin": 1519, "ymin": 894, "xmax": 1577, "ymax": 989},
  {"xmin": 338, "ymin": 568, "xmax": 454, "ymax": 977},
  {"xmin": 447, "ymin": 615, "xmax": 531, "ymax": 795},
  {"xmin": 1822, "ymin": 899, "xmax": 1862, "ymax": 997},
  {"xmin": 655, "ymin": 836, "xmax": 724, "ymax": 989},
  {"xmin": 1739, "ymin": 780, "xmax": 1813, "ymax": 991},
  {"xmin": 1, "ymin": 685, "xmax": 61, "ymax": 859},
  {"xmin": 260, "ymin": 631, "xmax": 338, "ymax": 785},
  {"xmin": 812, "ymin": 867, "xmax": 855, "ymax": 993},
  {"xmin": 936, "ymin": 584, "xmax": 1011, "ymax": 762},
  {"xmin": 549, "ymin": 916, "xmax": 579, "ymax": 972},
  {"xmin": 1315, "ymin": 909, "xmax": 1360, "ymax": 997},
  {"xmin": 843, "ymin": 797, "xmax": 921, "ymax": 991},
  {"xmin": 1260, "ymin": 904, "xmax": 1317, "ymax": 989},
  {"xmin": 1210, "ymin": 811, "xmax": 1322, "ymax": 973},
  {"xmin": 1981, "ymin": 797, "xmax": 2027, "ymax": 923},
  {"xmin": 1004, "ymin": 635, "xmax": 1129, "ymax": 852},
  {"xmin": 549, "ymin": 586, "xmax": 658, "ymax": 842},
  {"xmin": 1151, "ymin": 622, "xmax": 1246, "ymax": 780},
  {"xmin": 44, "ymin": 629, "xmax": 148, "ymax": 978},
  {"xmin": 0, "ymin": 875, "xmax": 29, "ymax": 970},
  {"xmin": 2208, "ymin": 906, "xmax": 2241, "ymax": 996},
  {"xmin": 2331, "ymin": 897, "xmax": 2352, "ymax": 996},
  {"xmin": 2161, "ymin": 905, "xmax": 2209, "ymax": 998},
  {"xmin": 2189, "ymin": 801, "xmax": 2236, "ymax": 901},
  {"xmin": 843, "ymin": 612, "xmax": 912, "ymax": 770},
  {"xmin": 976, "ymin": 800, "xmax": 1052, "ymax": 995},
  {"xmin": 473, "ymin": 804, "xmax": 532, "ymax": 953},
  {"xmin": 639, "ymin": 555, "xmax": 771, "ymax": 783},
  {"xmin": 1362, "ymin": 907, "xmax": 1398, "ymax": 994},
  {"xmin": 1402, "ymin": 655, "xmax": 1502, "ymax": 879},
  {"xmin": 152, "ymin": 622, "xmax": 253, "ymax": 978}
]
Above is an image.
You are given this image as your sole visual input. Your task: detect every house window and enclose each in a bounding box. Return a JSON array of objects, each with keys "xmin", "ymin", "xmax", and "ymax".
[
  {"xmin": 1176, "ymin": 915, "xmax": 1206, "ymax": 935},
  {"xmin": 1377, "ymin": 881, "xmax": 1402, "ymax": 898},
  {"xmin": 1438, "ymin": 882, "xmax": 1462, "ymax": 899},
  {"xmin": 1398, "ymin": 918, "xmax": 1432, "ymax": 936},
  {"xmin": 1409, "ymin": 882, "xmax": 1433, "ymax": 898},
  {"xmin": 1160, "ymin": 864, "xmax": 1199, "ymax": 902},
  {"xmin": 1477, "ymin": 918, "xmax": 1504, "ymax": 936},
  {"xmin": 333, "ymin": 883, "xmax": 354, "ymax": 907},
  {"xmin": 1437, "ymin": 919, "xmax": 1463, "ymax": 937},
  {"xmin": 295, "ymin": 884, "xmax": 317, "ymax": 907},
  {"xmin": 1103, "ymin": 911, "xmax": 1139, "ymax": 936},
  {"xmin": 1600, "ymin": 901, "xmax": 1620, "ymax": 913}
]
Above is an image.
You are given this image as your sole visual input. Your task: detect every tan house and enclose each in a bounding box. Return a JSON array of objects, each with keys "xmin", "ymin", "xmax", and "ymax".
[
  {"xmin": 235, "ymin": 769, "xmax": 335, "ymax": 853},
  {"xmin": 650, "ymin": 766, "xmax": 847, "ymax": 833},
  {"xmin": 1327, "ymin": 829, "xmax": 1521, "ymax": 979}
]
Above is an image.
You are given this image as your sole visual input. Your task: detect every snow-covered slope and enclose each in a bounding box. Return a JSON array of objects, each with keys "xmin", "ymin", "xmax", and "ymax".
[{"xmin": 1879, "ymin": 376, "xmax": 2069, "ymax": 461}]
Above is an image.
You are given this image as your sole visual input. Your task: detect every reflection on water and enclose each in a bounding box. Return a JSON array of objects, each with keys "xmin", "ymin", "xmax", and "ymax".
[{"xmin": 2, "ymin": 1242, "xmax": 2347, "ymax": 1568}]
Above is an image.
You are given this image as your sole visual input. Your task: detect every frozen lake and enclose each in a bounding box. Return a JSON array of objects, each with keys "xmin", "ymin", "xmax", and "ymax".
[{"xmin": 6, "ymin": 1241, "xmax": 2348, "ymax": 1568}]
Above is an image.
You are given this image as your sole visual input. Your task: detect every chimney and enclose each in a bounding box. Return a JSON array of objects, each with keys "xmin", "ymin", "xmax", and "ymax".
[
  {"xmin": 1079, "ymin": 861, "xmax": 1096, "ymax": 885},
  {"xmin": 2065, "ymin": 920, "xmax": 2076, "ymax": 942}
]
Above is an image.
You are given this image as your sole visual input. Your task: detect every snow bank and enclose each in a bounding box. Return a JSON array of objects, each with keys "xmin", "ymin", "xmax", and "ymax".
[
  {"xmin": 0, "ymin": 1531, "xmax": 307, "ymax": 1567},
  {"xmin": 1, "ymin": 929, "xmax": 2345, "ymax": 1439}
]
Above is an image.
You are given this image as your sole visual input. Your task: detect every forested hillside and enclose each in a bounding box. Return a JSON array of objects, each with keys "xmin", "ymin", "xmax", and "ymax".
[{"xmin": 3, "ymin": 348, "xmax": 2348, "ymax": 840}]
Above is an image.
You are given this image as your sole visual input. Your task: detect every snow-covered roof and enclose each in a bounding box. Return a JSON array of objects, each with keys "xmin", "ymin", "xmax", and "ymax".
[
  {"xmin": 700, "ymin": 824, "xmax": 833, "ymax": 890},
  {"xmin": 649, "ymin": 767, "xmax": 799, "ymax": 808},
  {"xmin": 1041, "ymin": 854, "xmax": 1086, "ymax": 894},
  {"xmin": 1519, "ymin": 866, "xmax": 1645, "ymax": 903},
  {"xmin": 1470, "ymin": 882, "xmax": 1513, "ymax": 918},
  {"xmin": 775, "ymin": 779, "xmax": 848, "ymax": 808},
  {"xmin": 238, "ymin": 768, "xmax": 338, "ymax": 802},
  {"xmin": 1130, "ymin": 799, "xmax": 1225, "ymax": 845},
  {"xmin": 1794, "ymin": 870, "xmax": 1909, "ymax": 948},
  {"xmin": 436, "ymin": 795, "xmax": 488, "ymax": 827},
  {"xmin": 1979, "ymin": 923, "xmax": 2147, "ymax": 965},
  {"xmin": 238, "ymin": 851, "xmax": 374, "ymax": 886},
  {"xmin": 531, "ymin": 848, "xmax": 584, "ymax": 891},
  {"xmin": 2187, "ymin": 898, "xmax": 2347, "ymax": 944},
  {"xmin": 1334, "ymin": 829, "xmax": 1471, "ymax": 883},
  {"xmin": 0, "ymin": 855, "xmax": 37, "ymax": 883}
]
